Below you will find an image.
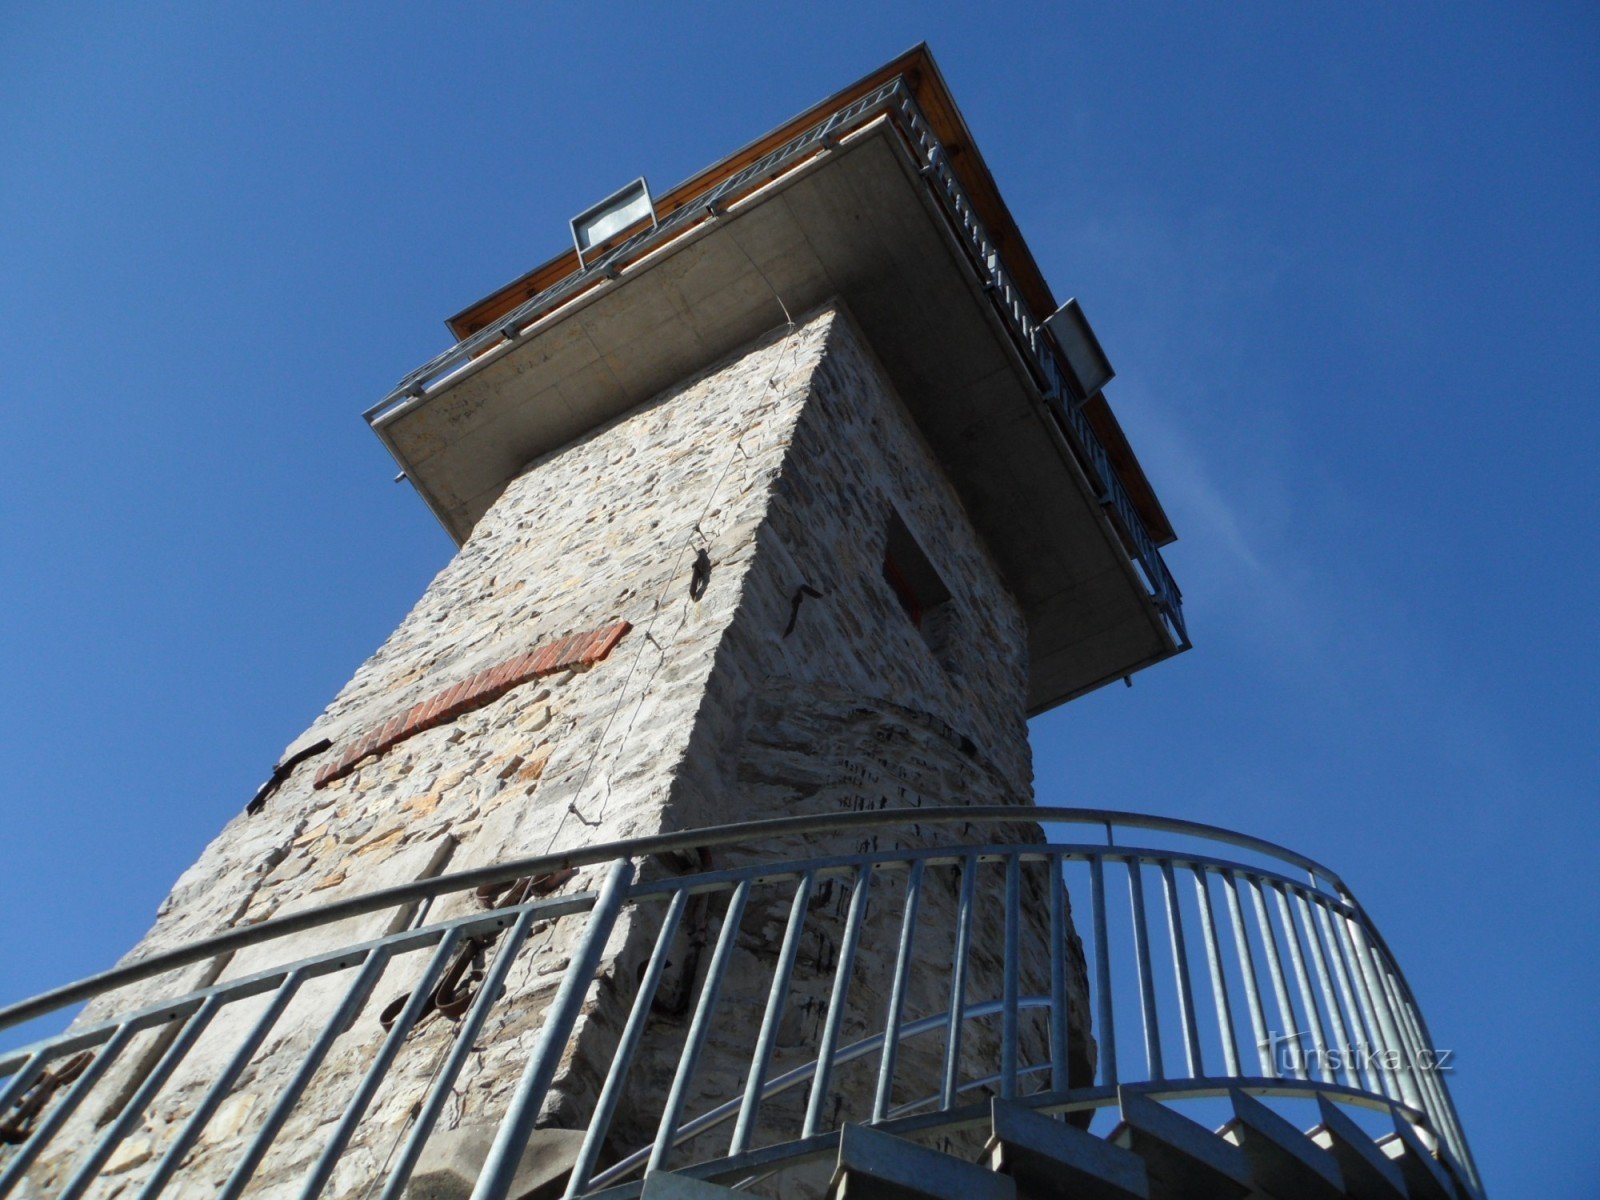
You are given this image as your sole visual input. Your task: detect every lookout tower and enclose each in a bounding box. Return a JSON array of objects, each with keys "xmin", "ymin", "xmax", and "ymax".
[{"xmin": 1, "ymin": 47, "xmax": 1481, "ymax": 1200}]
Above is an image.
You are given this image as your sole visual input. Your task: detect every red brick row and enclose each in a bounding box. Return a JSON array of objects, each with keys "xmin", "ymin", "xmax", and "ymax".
[{"xmin": 313, "ymin": 620, "xmax": 631, "ymax": 789}]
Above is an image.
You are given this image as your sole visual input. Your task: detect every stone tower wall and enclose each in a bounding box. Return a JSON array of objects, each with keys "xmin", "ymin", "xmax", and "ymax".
[
  {"xmin": 21, "ymin": 304, "xmax": 1091, "ymax": 1199},
  {"xmin": 592, "ymin": 307, "xmax": 1090, "ymax": 1176}
]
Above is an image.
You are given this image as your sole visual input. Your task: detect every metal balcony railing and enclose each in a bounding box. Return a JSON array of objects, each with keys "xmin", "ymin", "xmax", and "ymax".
[
  {"xmin": 363, "ymin": 77, "xmax": 1187, "ymax": 651},
  {"xmin": 0, "ymin": 807, "xmax": 1477, "ymax": 1199}
]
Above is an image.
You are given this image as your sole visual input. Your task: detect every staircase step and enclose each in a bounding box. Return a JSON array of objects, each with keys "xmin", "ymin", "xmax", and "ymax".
[
  {"xmin": 407, "ymin": 1126, "xmax": 584, "ymax": 1200},
  {"xmin": 1309, "ymin": 1096, "xmax": 1407, "ymax": 1200},
  {"xmin": 1380, "ymin": 1112, "xmax": 1461, "ymax": 1200},
  {"xmin": 1107, "ymin": 1090, "xmax": 1252, "ymax": 1200},
  {"xmin": 1222, "ymin": 1089, "xmax": 1346, "ymax": 1200},
  {"xmin": 985, "ymin": 1099, "xmax": 1149, "ymax": 1200},
  {"xmin": 640, "ymin": 1169, "xmax": 746, "ymax": 1198},
  {"xmin": 827, "ymin": 1123, "xmax": 1015, "ymax": 1200}
]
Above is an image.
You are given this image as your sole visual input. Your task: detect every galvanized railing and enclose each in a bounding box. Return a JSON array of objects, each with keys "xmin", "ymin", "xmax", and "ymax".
[
  {"xmin": 0, "ymin": 807, "xmax": 1476, "ymax": 1198},
  {"xmin": 364, "ymin": 77, "xmax": 1187, "ymax": 651}
]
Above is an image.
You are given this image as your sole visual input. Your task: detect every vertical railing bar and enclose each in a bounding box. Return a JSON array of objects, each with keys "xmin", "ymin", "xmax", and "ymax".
[
  {"xmin": 1377, "ymin": 966, "xmax": 1452, "ymax": 1158},
  {"xmin": 59, "ymin": 996, "xmax": 224, "ymax": 1200},
  {"xmin": 802, "ymin": 864, "xmax": 874, "ymax": 1138},
  {"xmin": 1089, "ymin": 854, "xmax": 1117, "ymax": 1086},
  {"xmin": 1000, "ymin": 853, "xmax": 1021, "ymax": 1099},
  {"xmin": 375, "ymin": 906, "xmax": 541, "ymax": 1200},
  {"xmin": 1337, "ymin": 908, "xmax": 1401, "ymax": 1100},
  {"xmin": 1330, "ymin": 890, "xmax": 1476, "ymax": 1188},
  {"xmin": 0, "ymin": 1053, "xmax": 48, "ymax": 1136},
  {"xmin": 1192, "ymin": 867, "xmax": 1239, "ymax": 1077},
  {"xmin": 1345, "ymin": 914, "xmax": 1425, "ymax": 1111},
  {"xmin": 133, "ymin": 970, "xmax": 305, "ymax": 1200},
  {"xmin": 1330, "ymin": 908, "xmax": 1402, "ymax": 1103},
  {"xmin": 1387, "ymin": 972, "xmax": 1470, "ymax": 1176},
  {"xmin": 1316, "ymin": 898, "xmax": 1382, "ymax": 1095},
  {"xmin": 873, "ymin": 860, "xmax": 924, "ymax": 1122},
  {"xmin": 1221, "ymin": 870, "xmax": 1272, "ymax": 1076},
  {"xmin": 217, "ymin": 947, "xmax": 393, "ymax": 1200},
  {"xmin": 474, "ymin": 859, "xmax": 637, "ymax": 1200},
  {"xmin": 1376, "ymin": 969, "xmax": 1440, "ymax": 1137},
  {"xmin": 940, "ymin": 854, "xmax": 980, "ymax": 1106},
  {"xmin": 732, "ymin": 874, "xmax": 814, "ymax": 1153},
  {"xmin": 1272, "ymin": 883, "xmax": 1332, "ymax": 1084},
  {"xmin": 1126, "ymin": 859, "xmax": 1163, "ymax": 1079},
  {"xmin": 1160, "ymin": 860, "xmax": 1203, "ymax": 1077},
  {"xmin": 1047, "ymin": 852, "xmax": 1069, "ymax": 1093},
  {"xmin": 647, "ymin": 879, "xmax": 752, "ymax": 1172},
  {"xmin": 1407, "ymin": 1002, "xmax": 1476, "ymax": 1188},
  {"xmin": 1378, "ymin": 971, "xmax": 1443, "ymax": 1156},
  {"xmin": 1247, "ymin": 876, "xmax": 1306, "ymax": 1080},
  {"xmin": 0, "ymin": 1022, "xmax": 138, "ymax": 1197},
  {"xmin": 298, "ymin": 928, "xmax": 467, "ymax": 1200},
  {"xmin": 566, "ymin": 888, "xmax": 689, "ymax": 1197},
  {"xmin": 1294, "ymin": 890, "xmax": 1358, "ymax": 1090},
  {"xmin": 1390, "ymin": 969, "xmax": 1481, "ymax": 1192},
  {"xmin": 0, "ymin": 1056, "xmax": 59, "ymax": 1198}
]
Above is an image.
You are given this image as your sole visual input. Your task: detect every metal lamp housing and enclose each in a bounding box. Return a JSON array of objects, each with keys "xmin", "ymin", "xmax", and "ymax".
[
  {"xmin": 570, "ymin": 177, "xmax": 657, "ymax": 265},
  {"xmin": 1046, "ymin": 297, "xmax": 1116, "ymax": 401}
]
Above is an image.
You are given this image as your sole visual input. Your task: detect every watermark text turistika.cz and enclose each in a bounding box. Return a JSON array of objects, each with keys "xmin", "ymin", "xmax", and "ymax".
[{"xmin": 1261, "ymin": 1031, "xmax": 1454, "ymax": 1075}]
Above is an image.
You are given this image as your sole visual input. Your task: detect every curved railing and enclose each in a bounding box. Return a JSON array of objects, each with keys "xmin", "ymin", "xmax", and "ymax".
[
  {"xmin": 363, "ymin": 76, "xmax": 1187, "ymax": 650},
  {"xmin": 0, "ymin": 808, "xmax": 1477, "ymax": 1198}
]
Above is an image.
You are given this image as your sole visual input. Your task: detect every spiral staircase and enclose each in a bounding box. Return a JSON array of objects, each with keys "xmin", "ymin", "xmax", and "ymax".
[{"xmin": 0, "ymin": 808, "xmax": 1480, "ymax": 1199}]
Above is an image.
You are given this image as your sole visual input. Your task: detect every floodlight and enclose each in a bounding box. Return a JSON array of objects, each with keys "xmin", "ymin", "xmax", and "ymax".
[
  {"xmin": 570, "ymin": 177, "xmax": 657, "ymax": 266},
  {"xmin": 1045, "ymin": 297, "xmax": 1115, "ymax": 400}
]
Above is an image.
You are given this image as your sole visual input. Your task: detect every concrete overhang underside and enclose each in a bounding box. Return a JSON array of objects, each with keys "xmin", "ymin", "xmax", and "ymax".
[{"xmin": 375, "ymin": 118, "xmax": 1180, "ymax": 713}]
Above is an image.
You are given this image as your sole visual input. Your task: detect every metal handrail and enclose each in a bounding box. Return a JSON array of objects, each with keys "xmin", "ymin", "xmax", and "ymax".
[
  {"xmin": 362, "ymin": 77, "xmax": 1186, "ymax": 648},
  {"xmin": 0, "ymin": 807, "xmax": 1478, "ymax": 1198},
  {"xmin": 0, "ymin": 806, "xmax": 1340, "ymax": 1035},
  {"xmin": 882, "ymin": 89, "xmax": 1187, "ymax": 649}
]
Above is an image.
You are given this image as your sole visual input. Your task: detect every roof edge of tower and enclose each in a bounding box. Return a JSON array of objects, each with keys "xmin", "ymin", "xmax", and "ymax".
[{"xmin": 439, "ymin": 45, "xmax": 1176, "ymax": 550}]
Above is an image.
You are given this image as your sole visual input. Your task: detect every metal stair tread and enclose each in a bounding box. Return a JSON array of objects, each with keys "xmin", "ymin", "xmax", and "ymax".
[
  {"xmin": 1222, "ymin": 1088, "xmax": 1346, "ymax": 1200},
  {"xmin": 828, "ymin": 1123, "xmax": 1016, "ymax": 1200},
  {"xmin": 640, "ymin": 1168, "xmax": 748, "ymax": 1199},
  {"xmin": 1311, "ymin": 1097, "xmax": 1409, "ymax": 1200},
  {"xmin": 1381, "ymin": 1112, "xmax": 1462, "ymax": 1200},
  {"xmin": 985, "ymin": 1099, "xmax": 1150, "ymax": 1200},
  {"xmin": 1108, "ymin": 1090, "xmax": 1252, "ymax": 1200}
]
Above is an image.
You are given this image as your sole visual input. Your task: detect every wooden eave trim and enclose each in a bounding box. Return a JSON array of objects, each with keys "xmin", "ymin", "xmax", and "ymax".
[
  {"xmin": 1081, "ymin": 394, "xmax": 1177, "ymax": 547},
  {"xmin": 445, "ymin": 44, "xmax": 1058, "ymax": 340}
]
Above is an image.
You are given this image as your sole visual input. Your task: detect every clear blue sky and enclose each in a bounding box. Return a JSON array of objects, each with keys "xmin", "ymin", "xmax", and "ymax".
[{"xmin": 1, "ymin": 4, "xmax": 1594, "ymax": 1195}]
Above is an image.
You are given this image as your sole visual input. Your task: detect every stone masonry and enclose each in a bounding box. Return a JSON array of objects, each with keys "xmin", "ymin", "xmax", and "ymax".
[{"xmin": 17, "ymin": 302, "xmax": 1092, "ymax": 1199}]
